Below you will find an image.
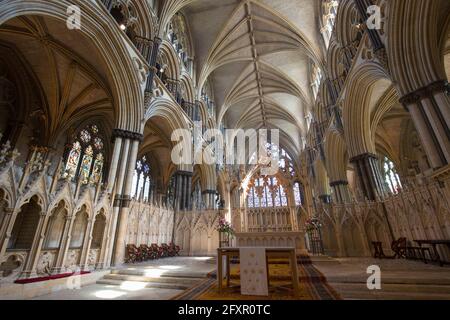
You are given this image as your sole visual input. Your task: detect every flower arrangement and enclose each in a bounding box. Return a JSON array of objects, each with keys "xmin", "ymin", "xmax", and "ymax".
[
  {"xmin": 217, "ymin": 217, "xmax": 235, "ymax": 236},
  {"xmin": 305, "ymin": 217, "xmax": 322, "ymax": 232}
]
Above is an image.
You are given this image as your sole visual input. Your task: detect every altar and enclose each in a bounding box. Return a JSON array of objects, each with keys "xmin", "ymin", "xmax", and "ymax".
[
  {"xmin": 217, "ymin": 247, "xmax": 300, "ymax": 296},
  {"xmin": 234, "ymin": 231, "xmax": 308, "ymax": 255}
]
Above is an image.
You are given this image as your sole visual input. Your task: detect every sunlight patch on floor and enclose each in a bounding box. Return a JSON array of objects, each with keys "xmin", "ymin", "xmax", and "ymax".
[
  {"xmin": 120, "ymin": 281, "xmax": 148, "ymax": 291},
  {"xmin": 94, "ymin": 290, "xmax": 127, "ymax": 299}
]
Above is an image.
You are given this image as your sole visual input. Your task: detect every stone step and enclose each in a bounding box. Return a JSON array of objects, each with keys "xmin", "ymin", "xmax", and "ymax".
[
  {"xmin": 96, "ymin": 279, "xmax": 192, "ymax": 291},
  {"xmin": 331, "ymin": 282, "xmax": 450, "ymax": 295},
  {"xmin": 310, "ymin": 255, "xmax": 341, "ymax": 265},
  {"xmin": 111, "ymin": 269, "xmax": 210, "ymax": 279},
  {"xmin": 325, "ymin": 276, "xmax": 450, "ymax": 286},
  {"xmin": 335, "ymin": 287, "xmax": 450, "ymax": 300},
  {"xmin": 103, "ymin": 273, "xmax": 202, "ymax": 285}
]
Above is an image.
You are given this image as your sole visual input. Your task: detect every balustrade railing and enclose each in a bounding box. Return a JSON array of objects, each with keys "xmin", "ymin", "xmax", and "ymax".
[{"xmin": 181, "ymin": 101, "xmax": 201, "ymax": 122}]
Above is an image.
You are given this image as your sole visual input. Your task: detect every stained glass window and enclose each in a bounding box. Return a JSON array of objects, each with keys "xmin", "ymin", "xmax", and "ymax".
[
  {"xmin": 293, "ymin": 182, "xmax": 303, "ymax": 206},
  {"xmin": 91, "ymin": 153, "xmax": 104, "ymax": 183},
  {"xmin": 80, "ymin": 146, "xmax": 93, "ymax": 184},
  {"xmin": 80, "ymin": 130, "xmax": 91, "ymax": 143},
  {"xmin": 94, "ymin": 137, "xmax": 103, "ymax": 150},
  {"xmin": 64, "ymin": 124, "xmax": 105, "ymax": 184},
  {"xmin": 132, "ymin": 156, "xmax": 152, "ymax": 201},
  {"xmin": 383, "ymin": 157, "xmax": 402, "ymax": 194},
  {"xmin": 254, "ymin": 189, "xmax": 260, "ymax": 208},
  {"xmin": 65, "ymin": 141, "xmax": 81, "ymax": 178},
  {"xmin": 280, "ymin": 186, "xmax": 288, "ymax": 206},
  {"xmin": 265, "ymin": 184, "xmax": 273, "ymax": 207},
  {"xmin": 247, "ymin": 187, "xmax": 254, "ymax": 208},
  {"xmin": 245, "ymin": 146, "xmax": 298, "ymax": 208}
]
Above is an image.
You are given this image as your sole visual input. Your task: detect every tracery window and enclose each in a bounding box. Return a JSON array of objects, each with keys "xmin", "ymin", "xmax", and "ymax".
[
  {"xmin": 246, "ymin": 176, "xmax": 289, "ymax": 208},
  {"xmin": 293, "ymin": 182, "xmax": 304, "ymax": 206},
  {"xmin": 311, "ymin": 64, "xmax": 323, "ymax": 98},
  {"xmin": 64, "ymin": 124, "xmax": 105, "ymax": 184},
  {"xmin": 167, "ymin": 13, "xmax": 192, "ymax": 73},
  {"xmin": 132, "ymin": 156, "xmax": 151, "ymax": 201},
  {"xmin": 321, "ymin": 0, "xmax": 340, "ymax": 47},
  {"xmin": 383, "ymin": 157, "xmax": 402, "ymax": 194},
  {"xmin": 245, "ymin": 145, "xmax": 305, "ymax": 208},
  {"xmin": 201, "ymin": 81, "xmax": 215, "ymax": 120}
]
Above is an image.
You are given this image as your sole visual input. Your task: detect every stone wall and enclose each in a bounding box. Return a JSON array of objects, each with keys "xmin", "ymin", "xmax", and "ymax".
[{"xmin": 317, "ymin": 173, "xmax": 450, "ymax": 259}]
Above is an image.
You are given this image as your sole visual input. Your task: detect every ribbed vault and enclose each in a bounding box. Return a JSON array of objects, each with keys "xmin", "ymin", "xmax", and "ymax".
[{"xmin": 167, "ymin": 0, "xmax": 325, "ymax": 156}]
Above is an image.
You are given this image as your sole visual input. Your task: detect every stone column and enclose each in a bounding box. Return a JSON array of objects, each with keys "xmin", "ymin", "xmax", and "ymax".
[
  {"xmin": 106, "ymin": 138, "xmax": 130, "ymax": 267},
  {"xmin": 0, "ymin": 207, "xmax": 15, "ymax": 257},
  {"xmin": 202, "ymin": 189, "xmax": 216, "ymax": 210},
  {"xmin": 145, "ymin": 37, "xmax": 163, "ymax": 93},
  {"xmin": 107, "ymin": 136, "xmax": 123, "ymax": 194},
  {"xmin": 350, "ymin": 153, "xmax": 386, "ymax": 201},
  {"xmin": 400, "ymin": 81, "xmax": 450, "ymax": 169},
  {"xmin": 80, "ymin": 217, "xmax": 95, "ymax": 271},
  {"xmin": 330, "ymin": 180, "xmax": 351, "ymax": 203},
  {"xmin": 52, "ymin": 214, "xmax": 75, "ymax": 273},
  {"xmin": 173, "ymin": 171, "xmax": 193, "ymax": 211},
  {"xmin": 113, "ymin": 137, "xmax": 140, "ymax": 265}
]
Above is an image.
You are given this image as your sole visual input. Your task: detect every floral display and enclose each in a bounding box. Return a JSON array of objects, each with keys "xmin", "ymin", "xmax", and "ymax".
[
  {"xmin": 305, "ymin": 217, "xmax": 322, "ymax": 232},
  {"xmin": 217, "ymin": 217, "xmax": 235, "ymax": 236}
]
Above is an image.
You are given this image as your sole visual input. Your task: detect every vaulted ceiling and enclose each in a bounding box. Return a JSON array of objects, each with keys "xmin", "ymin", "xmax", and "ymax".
[{"xmin": 182, "ymin": 0, "xmax": 324, "ymax": 156}]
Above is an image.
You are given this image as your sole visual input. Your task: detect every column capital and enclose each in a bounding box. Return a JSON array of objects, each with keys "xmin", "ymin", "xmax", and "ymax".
[
  {"xmin": 4, "ymin": 207, "xmax": 15, "ymax": 214},
  {"xmin": 400, "ymin": 80, "xmax": 448, "ymax": 106},
  {"xmin": 175, "ymin": 170, "xmax": 193, "ymax": 177},
  {"xmin": 330, "ymin": 180, "xmax": 349, "ymax": 187},
  {"xmin": 349, "ymin": 152, "xmax": 378, "ymax": 163},
  {"xmin": 121, "ymin": 195, "xmax": 132, "ymax": 208},
  {"xmin": 111, "ymin": 129, "xmax": 143, "ymax": 142}
]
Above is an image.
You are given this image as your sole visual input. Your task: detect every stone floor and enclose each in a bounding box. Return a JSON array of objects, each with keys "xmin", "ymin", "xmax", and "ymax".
[
  {"xmin": 32, "ymin": 257, "xmax": 216, "ymax": 300},
  {"xmin": 314, "ymin": 257, "xmax": 450, "ymax": 300},
  {"xmin": 22, "ymin": 256, "xmax": 450, "ymax": 300}
]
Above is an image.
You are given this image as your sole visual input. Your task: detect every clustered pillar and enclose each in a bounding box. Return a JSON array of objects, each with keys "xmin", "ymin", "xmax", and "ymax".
[
  {"xmin": 202, "ymin": 190, "xmax": 217, "ymax": 210},
  {"xmin": 174, "ymin": 171, "xmax": 193, "ymax": 211},
  {"xmin": 350, "ymin": 153, "xmax": 386, "ymax": 201},
  {"xmin": 330, "ymin": 180, "xmax": 351, "ymax": 204},
  {"xmin": 400, "ymin": 81, "xmax": 450, "ymax": 169},
  {"xmin": 106, "ymin": 129, "xmax": 143, "ymax": 266}
]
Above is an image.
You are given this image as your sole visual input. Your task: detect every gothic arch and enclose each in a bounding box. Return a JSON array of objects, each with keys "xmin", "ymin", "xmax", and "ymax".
[
  {"xmin": 0, "ymin": 0, "xmax": 145, "ymax": 134},
  {"xmin": 343, "ymin": 62, "xmax": 391, "ymax": 157},
  {"xmin": 324, "ymin": 128, "xmax": 348, "ymax": 182},
  {"xmin": 386, "ymin": 0, "xmax": 449, "ymax": 95}
]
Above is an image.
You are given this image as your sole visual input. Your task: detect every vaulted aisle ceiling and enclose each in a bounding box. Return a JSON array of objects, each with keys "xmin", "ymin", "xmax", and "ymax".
[{"xmin": 182, "ymin": 0, "xmax": 324, "ymax": 154}]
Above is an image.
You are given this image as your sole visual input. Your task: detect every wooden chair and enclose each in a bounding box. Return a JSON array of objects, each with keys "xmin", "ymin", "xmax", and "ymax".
[
  {"xmin": 392, "ymin": 237, "xmax": 407, "ymax": 258},
  {"xmin": 372, "ymin": 241, "xmax": 387, "ymax": 259}
]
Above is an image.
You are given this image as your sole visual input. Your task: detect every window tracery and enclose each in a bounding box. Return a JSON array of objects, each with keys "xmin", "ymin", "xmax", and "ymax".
[
  {"xmin": 383, "ymin": 157, "xmax": 402, "ymax": 194},
  {"xmin": 132, "ymin": 156, "xmax": 151, "ymax": 201},
  {"xmin": 246, "ymin": 146, "xmax": 304, "ymax": 208},
  {"xmin": 321, "ymin": 0, "xmax": 340, "ymax": 47},
  {"xmin": 64, "ymin": 124, "xmax": 105, "ymax": 184}
]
